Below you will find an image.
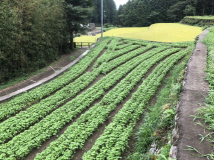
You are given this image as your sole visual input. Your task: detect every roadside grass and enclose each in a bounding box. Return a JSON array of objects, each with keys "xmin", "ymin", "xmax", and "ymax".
[
  {"xmin": 187, "ymin": 27, "xmax": 214, "ymax": 159},
  {"xmin": 181, "ymin": 16, "xmax": 214, "ymax": 27},
  {"xmin": 103, "ymin": 27, "xmax": 118, "ymax": 32},
  {"xmin": 126, "ymin": 43, "xmax": 194, "ymax": 160},
  {"xmin": 185, "ymin": 16, "xmax": 214, "ymax": 19}
]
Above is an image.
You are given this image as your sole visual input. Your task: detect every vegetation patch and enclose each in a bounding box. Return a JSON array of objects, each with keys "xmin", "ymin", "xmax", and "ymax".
[
  {"xmin": 126, "ymin": 46, "xmax": 193, "ymax": 160},
  {"xmin": 189, "ymin": 27, "xmax": 214, "ymax": 158},
  {"xmin": 181, "ymin": 16, "xmax": 214, "ymax": 26}
]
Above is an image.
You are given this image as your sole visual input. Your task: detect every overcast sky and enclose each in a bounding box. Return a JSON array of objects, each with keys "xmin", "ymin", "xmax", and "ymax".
[{"xmin": 115, "ymin": 0, "xmax": 129, "ymax": 9}]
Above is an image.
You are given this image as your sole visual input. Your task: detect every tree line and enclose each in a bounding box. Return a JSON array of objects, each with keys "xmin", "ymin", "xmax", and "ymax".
[
  {"xmin": 0, "ymin": 0, "xmax": 91, "ymax": 83},
  {"xmin": 89, "ymin": 0, "xmax": 117, "ymax": 26},
  {"xmin": 115, "ymin": 0, "xmax": 214, "ymax": 27}
]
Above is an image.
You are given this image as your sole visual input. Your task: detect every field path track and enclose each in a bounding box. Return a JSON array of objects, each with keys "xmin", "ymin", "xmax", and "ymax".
[{"xmin": 177, "ymin": 29, "xmax": 212, "ymax": 160}]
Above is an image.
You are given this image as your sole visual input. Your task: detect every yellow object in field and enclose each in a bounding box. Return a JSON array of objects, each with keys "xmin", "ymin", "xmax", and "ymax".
[
  {"xmin": 74, "ymin": 35, "xmax": 97, "ymax": 46},
  {"xmin": 74, "ymin": 23, "xmax": 202, "ymax": 43}
]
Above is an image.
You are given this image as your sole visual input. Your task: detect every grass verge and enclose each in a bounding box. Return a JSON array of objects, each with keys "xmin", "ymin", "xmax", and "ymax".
[{"xmin": 186, "ymin": 27, "xmax": 214, "ymax": 159}]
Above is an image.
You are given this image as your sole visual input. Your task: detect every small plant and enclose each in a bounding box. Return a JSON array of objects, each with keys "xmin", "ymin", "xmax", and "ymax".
[
  {"xmin": 104, "ymin": 23, "xmax": 109, "ymax": 28},
  {"xmin": 70, "ymin": 56, "xmax": 75, "ymax": 61}
]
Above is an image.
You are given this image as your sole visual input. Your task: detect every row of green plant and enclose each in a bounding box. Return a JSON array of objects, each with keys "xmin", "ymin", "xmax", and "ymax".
[
  {"xmin": 34, "ymin": 46, "xmax": 181, "ymax": 160},
  {"xmin": 0, "ymin": 70, "xmax": 101, "ymax": 144},
  {"xmin": 100, "ymin": 45, "xmax": 155, "ymax": 74},
  {"xmin": 94, "ymin": 37, "xmax": 157, "ymax": 68},
  {"xmin": 94, "ymin": 45, "xmax": 141, "ymax": 68},
  {"xmin": 0, "ymin": 42, "xmax": 167, "ymax": 159},
  {"xmin": 115, "ymin": 43, "xmax": 132, "ymax": 50},
  {"xmin": 122, "ymin": 38, "xmax": 192, "ymax": 48},
  {"xmin": 82, "ymin": 47, "xmax": 191, "ymax": 160},
  {"xmin": 93, "ymin": 38, "xmax": 123, "ymax": 67},
  {"xmin": 180, "ymin": 16, "xmax": 214, "ymax": 26},
  {"xmin": 127, "ymin": 45, "xmax": 193, "ymax": 160},
  {"xmin": 0, "ymin": 38, "xmax": 111, "ymax": 121},
  {"xmin": 0, "ymin": 37, "xmax": 144, "ymax": 143}
]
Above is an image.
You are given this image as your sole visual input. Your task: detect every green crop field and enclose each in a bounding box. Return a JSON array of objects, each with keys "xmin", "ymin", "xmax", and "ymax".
[{"xmin": 0, "ymin": 37, "xmax": 194, "ymax": 159}]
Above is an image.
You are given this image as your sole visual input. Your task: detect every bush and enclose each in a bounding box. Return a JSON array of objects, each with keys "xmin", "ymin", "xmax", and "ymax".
[
  {"xmin": 180, "ymin": 16, "xmax": 214, "ymax": 26},
  {"xmin": 104, "ymin": 23, "xmax": 109, "ymax": 28}
]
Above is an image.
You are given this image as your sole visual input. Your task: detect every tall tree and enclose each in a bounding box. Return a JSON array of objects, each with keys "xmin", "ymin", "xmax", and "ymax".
[
  {"xmin": 65, "ymin": 0, "xmax": 92, "ymax": 49},
  {"xmin": 89, "ymin": 0, "xmax": 117, "ymax": 25},
  {"xmin": 116, "ymin": 5, "xmax": 125, "ymax": 26},
  {"xmin": 0, "ymin": 0, "xmax": 65, "ymax": 82}
]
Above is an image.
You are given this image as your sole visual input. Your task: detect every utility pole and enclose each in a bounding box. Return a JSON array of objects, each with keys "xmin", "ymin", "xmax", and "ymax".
[{"xmin": 101, "ymin": 0, "xmax": 103, "ymax": 38}]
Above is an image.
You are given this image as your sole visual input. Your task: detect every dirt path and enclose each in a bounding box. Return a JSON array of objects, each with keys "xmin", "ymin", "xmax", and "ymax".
[
  {"xmin": 0, "ymin": 49, "xmax": 86, "ymax": 98},
  {"xmin": 176, "ymin": 29, "xmax": 212, "ymax": 159}
]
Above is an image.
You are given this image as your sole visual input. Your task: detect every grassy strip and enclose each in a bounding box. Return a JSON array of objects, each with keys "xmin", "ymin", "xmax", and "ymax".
[
  {"xmin": 100, "ymin": 44, "xmax": 155, "ymax": 74},
  {"xmin": 0, "ymin": 38, "xmax": 111, "ymax": 119},
  {"xmin": 83, "ymin": 48, "xmax": 191, "ymax": 160},
  {"xmin": 103, "ymin": 27, "xmax": 118, "ymax": 32},
  {"xmin": 180, "ymin": 16, "xmax": 214, "ymax": 26},
  {"xmin": 187, "ymin": 27, "xmax": 214, "ymax": 159},
  {"xmin": 126, "ymin": 45, "xmax": 194, "ymax": 160},
  {"xmin": 94, "ymin": 45, "xmax": 141, "ymax": 68},
  {"xmin": 185, "ymin": 16, "xmax": 214, "ymax": 20},
  {"xmin": 34, "ymin": 47, "xmax": 180, "ymax": 160}
]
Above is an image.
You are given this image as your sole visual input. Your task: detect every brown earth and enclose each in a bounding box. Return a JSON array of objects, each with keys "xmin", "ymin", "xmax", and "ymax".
[
  {"xmin": 0, "ymin": 48, "xmax": 86, "ymax": 97},
  {"xmin": 177, "ymin": 29, "xmax": 213, "ymax": 160}
]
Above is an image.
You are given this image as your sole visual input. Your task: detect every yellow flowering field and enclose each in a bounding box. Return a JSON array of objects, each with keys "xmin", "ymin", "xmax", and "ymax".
[
  {"xmin": 120, "ymin": 23, "xmax": 202, "ymax": 42},
  {"xmin": 95, "ymin": 27, "xmax": 148, "ymax": 37},
  {"xmin": 74, "ymin": 23, "xmax": 202, "ymax": 44}
]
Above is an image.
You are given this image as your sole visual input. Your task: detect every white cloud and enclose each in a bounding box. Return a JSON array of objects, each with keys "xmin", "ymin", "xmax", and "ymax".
[{"xmin": 114, "ymin": 0, "xmax": 129, "ymax": 9}]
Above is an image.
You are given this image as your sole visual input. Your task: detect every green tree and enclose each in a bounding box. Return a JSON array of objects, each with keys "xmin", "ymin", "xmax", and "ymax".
[
  {"xmin": 64, "ymin": 0, "xmax": 92, "ymax": 50},
  {"xmin": 116, "ymin": 5, "xmax": 125, "ymax": 26},
  {"xmin": 89, "ymin": 0, "xmax": 116, "ymax": 25},
  {"xmin": 0, "ymin": 0, "xmax": 65, "ymax": 82}
]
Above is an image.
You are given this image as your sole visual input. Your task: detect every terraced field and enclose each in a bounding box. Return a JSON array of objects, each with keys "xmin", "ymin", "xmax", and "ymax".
[
  {"xmin": 0, "ymin": 37, "xmax": 194, "ymax": 159},
  {"xmin": 74, "ymin": 23, "xmax": 202, "ymax": 46}
]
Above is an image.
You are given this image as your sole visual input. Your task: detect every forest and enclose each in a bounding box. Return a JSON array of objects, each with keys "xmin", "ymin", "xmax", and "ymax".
[
  {"xmin": 0, "ymin": 0, "xmax": 92, "ymax": 83},
  {"xmin": 116, "ymin": 0, "xmax": 214, "ymax": 27}
]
